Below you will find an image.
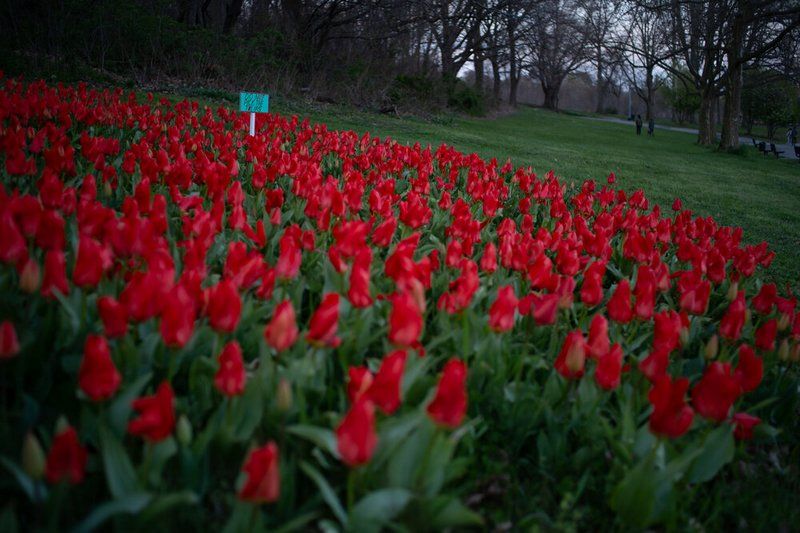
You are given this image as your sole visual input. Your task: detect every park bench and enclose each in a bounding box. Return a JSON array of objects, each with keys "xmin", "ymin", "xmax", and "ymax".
[
  {"xmin": 768, "ymin": 143, "xmax": 784, "ymax": 158},
  {"xmin": 754, "ymin": 140, "xmax": 767, "ymax": 154},
  {"xmin": 794, "ymin": 145, "xmax": 800, "ymax": 162}
]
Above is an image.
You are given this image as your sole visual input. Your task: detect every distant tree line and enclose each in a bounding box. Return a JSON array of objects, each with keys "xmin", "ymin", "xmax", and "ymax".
[{"xmin": 1, "ymin": 0, "xmax": 798, "ymax": 147}]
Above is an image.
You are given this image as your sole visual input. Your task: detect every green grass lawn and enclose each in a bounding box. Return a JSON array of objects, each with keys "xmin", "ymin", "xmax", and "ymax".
[{"xmin": 265, "ymin": 101, "xmax": 800, "ymax": 290}]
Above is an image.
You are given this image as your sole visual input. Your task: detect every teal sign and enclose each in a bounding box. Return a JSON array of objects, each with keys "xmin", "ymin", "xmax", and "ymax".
[{"xmin": 239, "ymin": 92, "xmax": 270, "ymax": 113}]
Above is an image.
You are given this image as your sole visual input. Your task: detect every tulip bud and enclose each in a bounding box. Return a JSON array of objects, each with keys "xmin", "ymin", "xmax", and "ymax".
[
  {"xmin": 789, "ymin": 342, "xmax": 799, "ymax": 363},
  {"xmin": 276, "ymin": 378, "xmax": 292, "ymax": 412},
  {"xmin": 704, "ymin": 334, "xmax": 719, "ymax": 360},
  {"xmin": 19, "ymin": 258, "xmax": 41, "ymax": 293},
  {"xmin": 778, "ymin": 338, "xmax": 790, "ymax": 361},
  {"xmin": 54, "ymin": 416, "xmax": 69, "ymax": 435},
  {"xmin": 726, "ymin": 282, "xmax": 739, "ymax": 301},
  {"xmin": 679, "ymin": 327, "xmax": 690, "ymax": 347},
  {"xmin": 780, "ymin": 341, "xmax": 791, "ymax": 361},
  {"xmin": 22, "ymin": 432, "xmax": 46, "ymax": 479},
  {"xmin": 778, "ymin": 313, "xmax": 790, "ymax": 332},
  {"xmin": 565, "ymin": 342, "xmax": 585, "ymax": 375},
  {"xmin": 176, "ymin": 415, "xmax": 193, "ymax": 446}
]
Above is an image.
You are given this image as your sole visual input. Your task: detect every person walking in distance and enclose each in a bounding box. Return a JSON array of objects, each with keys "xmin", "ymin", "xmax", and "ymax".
[
  {"xmin": 635, "ymin": 114, "xmax": 642, "ymax": 136},
  {"xmin": 648, "ymin": 117, "xmax": 655, "ymax": 137}
]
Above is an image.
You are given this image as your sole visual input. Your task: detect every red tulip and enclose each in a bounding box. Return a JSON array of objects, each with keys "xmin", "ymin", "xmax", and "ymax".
[
  {"xmin": 72, "ymin": 236, "xmax": 112, "ymax": 288},
  {"xmin": 0, "ymin": 211, "xmax": 26, "ymax": 264},
  {"xmin": 653, "ymin": 310, "xmax": 682, "ymax": 354},
  {"xmin": 648, "ymin": 375, "xmax": 694, "ymax": 438},
  {"xmin": 97, "ymin": 296, "xmax": 128, "ymax": 338},
  {"xmin": 580, "ymin": 260, "xmax": 606, "ymax": 307},
  {"xmin": 754, "ymin": 319, "xmax": 777, "ymax": 351},
  {"xmin": 347, "ymin": 366, "xmax": 374, "ymax": 403},
  {"xmin": 0, "ymin": 320, "xmax": 20, "ymax": 358},
  {"xmin": 336, "ymin": 397, "xmax": 377, "ymax": 467},
  {"xmin": 732, "ymin": 413, "xmax": 760, "ymax": 440},
  {"xmin": 35, "ymin": 209, "xmax": 65, "ymax": 251},
  {"xmin": 306, "ymin": 293, "xmax": 340, "ymax": 347},
  {"xmin": 527, "ymin": 253, "xmax": 553, "ymax": 290},
  {"xmin": 719, "ymin": 291, "xmax": 746, "ymax": 341},
  {"xmin": 691, "ymin": 362, "xmax": 741, "ymax": 422},
  {"xmin": 275, "ymin": 233, "xmax": 302, "ymax": 280},
  {"xmin": 206, "ymin": 280, "xmax": 241, "ymax": 334},
  {"xmin": 633, "ymin": 266, "xmax": 655, "ymax": 320},
  {"xmin": 371, "ymin": 217, "xmax": 396, "ymax": 248},
  {"xmin": 348, "ymin": 247, "xmax": 373, "ymax": 308},
  {"xmin": 639, "ymin": 347, "xmax": 669, "ymax": 382},
  {"xmin": 734, "ymin": 344, "xmax": 763, "ymax": 393},
  {"xmin": 679, "ymin": 277, "xmax": 710, "ymax": 316},
  {"xmin": 519, "ymin": 292, "xmax": 560, "ymax": 325},
  {"xmin": 368, "ymin": 350, "xmax": 407, "ymax": 415},
  {"xmin": 437, "ymin": 260, "xmax": 479, "ymax": 314},
  {"xmin": 751, "ymin": 283, "xmax": 776, "ymax": 315},
  {"xmin": 427, "ymin": 358, "xmax": 468, "ymax": 428},
  {"xmin": 120, "ymin": 271, "xmax": 165, "ymax": 323},
  {"xmin": 580, "ymin": 272, "xmax": 604, "ymax": 308},
  {"xmin": 128, "ymin": 381, "xmax": 176, "ymax": 442},
  {"xmin": 388, "ymin": 291, "xmax": 423, "ymax": 347},
  {"xmin": 238, "ymin": 441, "xmax": 280, "ymax": 503},
  {"xmin": 264, "ymin": 300, "xmax": 299, "ymax": 352},
  {"xmin": 595, "ymin": 343, "xmax": 623, "ymax": 390},
  {"xmin": 488, "ymin": 285, "xmax": 518, "ymax": 332},
  {"xmin": 78, "ymin": 335, "xmax": 121, "ymax": 401},
  {"xmin": 587, "ymin": 314, "xmax": 609, "ymax": 359},
  {"xmin": 214, "ymin": 341, "xmax": 246, "ymax": 397},
  {"xmin": 41, "ymin": 250, "xmax": 69, "ymax": 299},
  {"xmin": 480, "ymin": 242, "xmax": 497, "ymax": 273},
  {"xmin": 45, "ymin": 426, "xmax": 87, "ymax": 485},
  {"xmin": 607, "ymin": 280, "xmax": 633, "ymax": 324},
  {"xmin": 160, "ymin": 284, "xmax": 196, "ymax": 348},
  {"xmin": 555, "ymin": 330, "xmax": 587, "ymax": 379}
]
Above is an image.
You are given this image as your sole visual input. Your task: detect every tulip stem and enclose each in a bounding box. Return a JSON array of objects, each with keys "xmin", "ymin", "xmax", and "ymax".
[
  {"xmin": 347, "ymin": 469, "xmax": 356, "ymax": 510},
  {"xmin": 140, "ymin": 442, "xmax": 154, "ymax": 485},
  {"xmin": 47, "ymin": 483, "xmax": 66, "ymax": 530},
  {"xmin": 461, "ymin": 311, "xmax": 469, "ymax": 359},
  {"xmin": 248, "ymin": 504, "xmax": 260, "ymax": 532}
]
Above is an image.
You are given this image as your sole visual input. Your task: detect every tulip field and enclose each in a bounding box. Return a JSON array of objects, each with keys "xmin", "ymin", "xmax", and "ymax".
[{"xmin": 1, "ymin": 76, "xmax": 799, "ymax": 531}]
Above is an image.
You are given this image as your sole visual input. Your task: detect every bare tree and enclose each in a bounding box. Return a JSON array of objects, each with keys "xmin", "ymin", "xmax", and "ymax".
[
  {"xmin": 617, "ymin": 2, "xmax": 672, "ymax": 121},
  {"xmin": 718, "ymin": 0, "xmax": 800, "ymax": 149},
  {"xmin": 524, "ymin": 0, "xmax": 590, "ymax": 110},
  {"xmin": 579, "ymin": 0, "xmax": 625, "ymax": 113}
]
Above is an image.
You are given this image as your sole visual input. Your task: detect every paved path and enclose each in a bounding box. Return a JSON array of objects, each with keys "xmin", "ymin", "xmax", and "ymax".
[{"xmin": 582, "ymin": 116, "xmax": 798, "ymax": 160}]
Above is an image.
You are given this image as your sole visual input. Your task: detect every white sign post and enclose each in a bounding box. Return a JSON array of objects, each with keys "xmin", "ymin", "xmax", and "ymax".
[{"xmin": 239, "ymin": 92, "xmax": 270, "ymax": 137}]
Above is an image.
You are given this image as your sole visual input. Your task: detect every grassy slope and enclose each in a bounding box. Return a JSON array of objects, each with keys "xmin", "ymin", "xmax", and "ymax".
[{"xmin": 269, "ymin": 101, "xmax": 800, "ymax": 290}]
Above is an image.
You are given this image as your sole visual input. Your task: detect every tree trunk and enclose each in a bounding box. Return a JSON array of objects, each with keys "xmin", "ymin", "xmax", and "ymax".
[
  {"xmin": 542, "ymin": 81, "xmax": 560, "ymax": 110},
  {"xmin": 595, "ymin": 54, "xmax": 605, "ymax": 113},
  {"xmin": 508, "ymin": 22, "xmax": 518, "ymax": 107},
  {"xmin": 719, "ymin": 63, "xmax": 743, "ymax": 149},
  {"xmin": 474, "ymin": 55, "xmax": 484, "ymax": 92},
  {"xmin": 441, "ymin": 47, "xmax": 455, "ymax": 80},
  {"xmin": 491, "ymin": 57, "xmax": 501, "ymax": 102},
  {"xmin": 509, "ymin": 68, "xmax": 520, "ymax": 107},
  {"xmin": 697, "ymin": 92, "xmax": 716, "ymax": 145},
  {"xmin": 223, "ymin": 0, "xmax": 244, "ymax": 34},
  {"xmin": 720, "ymin": 7, "xmax": 745, "ymax": 150}
]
